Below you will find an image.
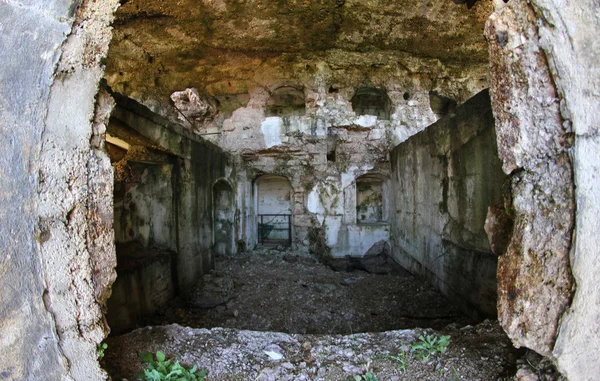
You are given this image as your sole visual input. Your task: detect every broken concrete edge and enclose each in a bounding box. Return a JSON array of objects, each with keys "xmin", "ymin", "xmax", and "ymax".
[
  {"xmin": 527, "ymin": 1, "xmax": 600, "ymax": 379},
  {"xmin": 484, "ymin": 3, "xmax": 600, "ymax": 381},
  {"xmin": 36, "ymin": 0, "xmax": 120, "ymax": 380}
]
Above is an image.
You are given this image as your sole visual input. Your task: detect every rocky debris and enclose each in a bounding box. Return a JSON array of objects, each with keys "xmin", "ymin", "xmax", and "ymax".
[
  {"xmin": 513, "ymin": 350, "xmax": 566, "ymax": 381},
  {"xmin": 103, "ymin": 320, "xmax": 517, "ymax": 381},
  {"xmin": 170, "ymin": 88, "xmax": 217, "ymax": 128},
  {"xmin": 143, "ymin": 248, "xmax": 471, "ymax": 335},
  {"xmin": 326, "ymin": 253, "xmax": 408, "ymax": 275}
]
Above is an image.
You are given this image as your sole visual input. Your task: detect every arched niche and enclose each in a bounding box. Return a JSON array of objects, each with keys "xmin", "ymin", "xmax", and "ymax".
[
  {"xmin": 356, "ymin": 174, "xmax": 389, "ymax": 224},
  {"xmin": 255, "ymin": 174, "xmax": 293, "ymax": 245},
  {"xmin": 213, "ymin": 179, "xmax": 235, "ymax": 256},
  {"xmin": 351, "ymin": 88, "xmax": 392, "ymax": 120},
  {"xmin": 266, "ymin": 86, "xmax": 306, "ymax": 117}
]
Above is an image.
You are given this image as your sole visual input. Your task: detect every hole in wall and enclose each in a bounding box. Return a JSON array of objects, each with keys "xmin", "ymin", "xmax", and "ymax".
[{"xmin": 351, "ymin": 87, "xmax": 392, "ymax": 120}]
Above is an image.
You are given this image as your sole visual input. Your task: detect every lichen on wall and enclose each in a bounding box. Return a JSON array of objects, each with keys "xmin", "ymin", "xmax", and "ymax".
[
  {"xmin": 485, "ymin": 0, "xmax": 575, "ymax": 358},
  {"xmin": 486, "ymin": 1, "xmax": 600, "ymax": 379}
]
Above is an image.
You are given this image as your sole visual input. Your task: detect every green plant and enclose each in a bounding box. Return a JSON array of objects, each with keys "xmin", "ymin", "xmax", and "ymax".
[
  {"xmin": 138, "ymin": 351, "xmax": 207, "ymax": 381},
  {"xmin": 386, "ymin": 350, "xmax": 408, "ymax": 372},
  {"xmin": 353, "ymin": 372, "xmax": 379, "ymax": 381},
  {"xmin": 450, "ymin": 367, "xmax": 462, "ymax": 381},
  {"xmin": 97, "ymin": 342, "xmax": 108, "ymax": 359},
  {"xmin": 411, "ymin": 334, "xmax": 451, "ymax": 362}
]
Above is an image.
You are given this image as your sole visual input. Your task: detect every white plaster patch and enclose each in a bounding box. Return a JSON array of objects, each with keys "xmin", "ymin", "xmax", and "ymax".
[
  {"xmin": 325, "ymin": 216, "xmax": 342, "ymax": 247},
  {"xmin": 307, "ymin": 185, "xmax": 325, "ymax": 225},
  {"xmin": 341, "ymin": 165, "xmax": 374, "ymax": 189},
  {"xmin": 260, "ymin": 117, "xmax": 283, "ymax": 148},
  {"xmin": 354, "ymin": 115, "xmax": 377, "ymax": 127}
]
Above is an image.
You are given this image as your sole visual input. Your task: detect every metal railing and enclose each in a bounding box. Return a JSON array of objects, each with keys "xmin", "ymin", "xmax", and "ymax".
[{"xmin": 258, "ymin": 214, "xmax": 292, "ymax": 246}]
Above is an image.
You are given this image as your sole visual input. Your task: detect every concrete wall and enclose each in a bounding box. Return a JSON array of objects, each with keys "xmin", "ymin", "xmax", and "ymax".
[
  {"xmin": 114, "ymin": 163, "xmax": 176, "ymax": 251},
  {"xmin": 106, "ymin": 250, "xmax": 174, "ymax": 335},
  {"xmin": 214, "ymin": 179, "xmax": 236, "ymax": 256},
  {"xmin": 110, "ymin": 96, "xmax": 236, "ymax": 291},
  {"xmin": 389, "ymin": 90, "xmax": 506, "ymax": 319}
]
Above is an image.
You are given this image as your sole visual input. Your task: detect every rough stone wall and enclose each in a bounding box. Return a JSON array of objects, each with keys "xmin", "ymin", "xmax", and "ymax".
[
  {"xmin": 203, "ymin": 82, "xmax": 465, "ymax": 256},
  {"xmin": 105, "ymin": 0, "xmax": 493, "ymax": 111},
  {"xmin": 389, "ymin": 90, "xmax": 506, "ymax": 319},
  {"xmin": 486, "ymin": 1, "xmax": 600, "ymax": 379},
  {"xmin": 0, "ymin": 0, "xmax": 119, "ymax": 380}
]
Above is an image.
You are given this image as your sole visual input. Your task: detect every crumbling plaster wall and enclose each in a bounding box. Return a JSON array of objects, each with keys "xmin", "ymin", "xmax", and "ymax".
[
  {"xmin": 0, "ymin": 0, "xmax": 119, "ymax": 380},
  {"xmin": 486, "ymin": 1, "xmax": 600, "ymax": 379},
  {"xmin": 389, "ymin": 90, "xmax": 506, "ymax": 319},
  {"xmin": 193, "ymin": 77, "xmax": 490, "ymax": 256}
]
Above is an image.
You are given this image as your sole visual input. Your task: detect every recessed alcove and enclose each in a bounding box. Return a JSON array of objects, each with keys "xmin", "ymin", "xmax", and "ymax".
[
  {"xmin": 265, "ymin": 86, "xmax": 306, "ymax": 117},
  {"xmin": 351, "ymin": 88, "xmax": 392, "ymax": 120}
]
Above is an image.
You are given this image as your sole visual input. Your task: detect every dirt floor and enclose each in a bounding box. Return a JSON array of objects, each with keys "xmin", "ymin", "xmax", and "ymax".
[
  {"xmin": 103, "ymin": 248, "xmax": 565, "ymax": 380},
  {"xmin": 143, "ymin": 247, "xmax": 472, "ymax": 334}
]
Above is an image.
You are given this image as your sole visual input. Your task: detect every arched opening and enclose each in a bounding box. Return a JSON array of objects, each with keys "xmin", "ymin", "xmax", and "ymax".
[
  {"xmin": 265, "ymin": 86, "xmax": 306, "ymax": 117},
  {"xmin": 351, "ymin": 88, "xmax": 392, "ymax": 120},
  {"xmin": 213, "ymin": 179, "xmax": 235, "ymax": 257},
  {"xmin": 255, "ymin": 174, "xmax": 293, "ymax": 247},
  {"xmin": 356, "ymin": 174, "xmax": 388, "ymax": 224}
]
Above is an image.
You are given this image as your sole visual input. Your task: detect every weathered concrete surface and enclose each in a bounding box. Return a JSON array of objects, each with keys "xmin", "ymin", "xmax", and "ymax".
[
  {"xmin": 390, "ymin": 90, "xmax": 506, "ymax": 320},
  {"xmin": 485, "ymin": 0, "xmax": 575, "ymax": 361},
  {"xmin": 532, "ymin": 2, "xmax": 600, "ymax": 379},
  {"xmin": 114, "ymin": 163, "xmax": 176, "ymax": 251},
  {"xmin": 0, "ymin": 1, "xmax": 73, "ymax": 379},
  {"xmin": 487, "ymin": 0, "xmax": 600, "ymax": 378},
  {"xmin": 107, "ymin": 246, "xmax": 174, "ymax": 335},
  {"xmin": 0, "ymin": 0, "xmax": 118, "ymax": 380},
  {"xmin": 37, "ymin": 0, "xmax": 121, "ymax": 379}
]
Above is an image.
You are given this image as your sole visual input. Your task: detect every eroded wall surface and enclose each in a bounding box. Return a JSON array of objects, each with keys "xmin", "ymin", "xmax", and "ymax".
[
  {"xmin": 0, "ymin": 0, "xmax": 119, "ymax": 380},
  {"xmin": 204, "ymin": 85, "xmax": 463, "ymax": 256},
  {"xmin": 390, "ymin": 90, "xmax": 506, "ymax": 319},
  {"xmin": 486, "ymin": 1, "xmax": 600, "ymax": 378},
  {"xmin": 0, "ymin": 1, "xmax": 74, "ymax": 379}
]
